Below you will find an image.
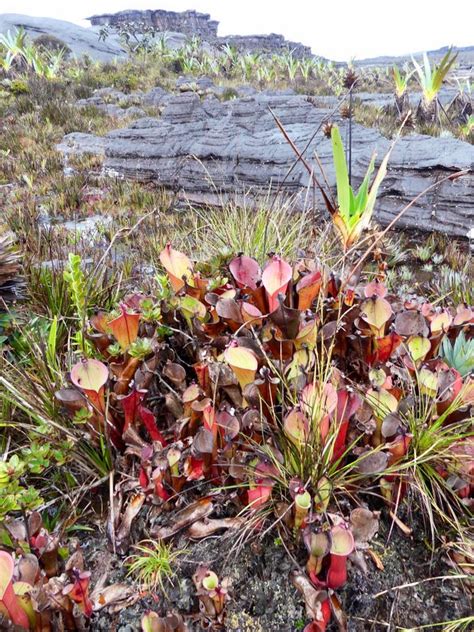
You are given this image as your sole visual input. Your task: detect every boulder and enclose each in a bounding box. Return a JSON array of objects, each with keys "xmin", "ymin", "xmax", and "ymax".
[
  {"xmin": 59, "ymin": 93, "xmax": 474, "ymax": 236},
  {"xmin": 0, "ymin": 14, "xmax": 125, "ymax": 61}
]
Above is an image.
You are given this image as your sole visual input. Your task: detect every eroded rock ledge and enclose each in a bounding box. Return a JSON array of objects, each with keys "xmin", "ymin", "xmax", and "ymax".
[
  {"xmin": 59, "ymin": 90, "xmax": 474, "ymax": 237},
  {"xmin": 86, "ymin": 9, "xmax": 312, "ymax": 57}
]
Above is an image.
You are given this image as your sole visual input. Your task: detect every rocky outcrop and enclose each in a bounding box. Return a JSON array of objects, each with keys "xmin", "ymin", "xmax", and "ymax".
[
  {"xmin": 222, "ymin": 34, "xmax": 311, "ymax": 58},
  {"xmin": 87, "ymin": 9, "xmax": 219, "ymax": 39},
  {"xmin": 0, "ymin": 14, "xmax": 125, "ymax": 61},
  {"xmin": 59, "ymin": 91, "xmax": 474, "ymax": 237},
  {"xmin": 58, "ymin": 132, "xmax": 108, "ymax": 156},
  {"xmin": 86, "ymin": 8, "xmax": 311, "ymax": 57}
]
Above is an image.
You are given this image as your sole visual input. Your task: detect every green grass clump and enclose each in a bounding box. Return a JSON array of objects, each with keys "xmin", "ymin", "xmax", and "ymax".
[{"xmin": 126, "ymin": 540, "xmax": 185, "ymax": 593}]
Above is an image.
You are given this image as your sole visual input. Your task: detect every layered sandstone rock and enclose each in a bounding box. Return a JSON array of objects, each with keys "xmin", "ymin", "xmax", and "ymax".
[{"xmin": 58, "ymin": 91, "xmax": 474, "ymax": 236}]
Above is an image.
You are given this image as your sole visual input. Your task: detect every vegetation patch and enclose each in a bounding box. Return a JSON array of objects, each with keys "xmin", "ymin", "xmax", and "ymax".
[{"xmin": 0, "ymin": 24, "xmax": 472, "ymax": 632}]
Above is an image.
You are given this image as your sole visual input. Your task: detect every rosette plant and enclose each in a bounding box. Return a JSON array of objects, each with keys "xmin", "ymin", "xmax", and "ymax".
[
  {"xmin": 328, "ymin": 125, "xmax": 393, "ymax": 250},
  {"xmin": 412, "ymin": 48, "xmax": 457, "ymax": 121}
]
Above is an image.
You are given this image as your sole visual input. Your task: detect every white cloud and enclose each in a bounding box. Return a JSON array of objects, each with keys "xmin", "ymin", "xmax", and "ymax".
[{"xmin": 1, "ymin": 0, "xmax": 472, "ymax": 60}]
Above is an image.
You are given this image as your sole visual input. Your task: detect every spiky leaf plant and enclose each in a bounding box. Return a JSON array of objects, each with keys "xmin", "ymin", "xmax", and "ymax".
[
  {"xmin": 329, "ymin": 125, "xmax": 392, "ymax": 250},
  {"xmin": 392, "ymin": 64, "xmax": 414, "ymax": 114},
  {"xmin": 412, "ymin": 48, "xmax": 457, "ymax": 121},
  {"xmin": 441, "ymin": 331, "xmax": 474, "ymax": 377}
]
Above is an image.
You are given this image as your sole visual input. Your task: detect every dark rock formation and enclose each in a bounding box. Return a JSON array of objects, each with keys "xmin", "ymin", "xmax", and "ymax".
[
  {"xmin": 0, "ymin": 14, "xmax": 125, "ymax": 61},
  {"xmin": 86, "ymin": 8, "xmax": 311, "ymax": 57},
  {"xmin": 223, "ymin": 34, "xmax": 311, "ymax": 58},
  {"xmin": 59, "ymin": 91, "xmax": 473, "ymax": 237},
  {"xmin": 87, "ymin": 9, "xmax": 219, "ymax": 39}
]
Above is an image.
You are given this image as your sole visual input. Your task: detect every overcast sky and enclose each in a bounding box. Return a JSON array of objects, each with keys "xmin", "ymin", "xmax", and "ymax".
[{"xmin": 1, "ymin": 0, "xmax": 473, "ymax": 60}]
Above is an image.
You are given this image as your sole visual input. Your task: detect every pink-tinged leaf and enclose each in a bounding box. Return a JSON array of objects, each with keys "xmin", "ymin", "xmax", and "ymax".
[
  {"xmin": 366, "ymin": 388, "xmax": 398, "ymax": 420},
  {"xmin": 296, "ymin": 270, "xmax": 322, "ymax": 310},
  {"xmin": 284, "ymin": 409, "xmax": 309, "ymax": 445},
  {"xmin": 118, "ymin": 388, "xmax": 147, "ymax": 434},
  {"xmin": 216, "ymin": 410, "xmax": 240, "ymax": 442},
  {"xmin": 387, "ymin": 433, "xmax": 413, "ymax": 466},
  {"xmin": 141, "ymin": 611, "xmax": 160, "ymax": 632},
  {"xmin": 71, "ymin": 359, "xmax": 108, "ymax": 393},
  {"xmin": 199, "ymin": 402, "xmax": 216, "ymax": 433},
  {"xmin": 229, "ymin": 255, "xmax": 261, "ymax": 290},
  {"xmin": 123, "ymin": 292, "xmax": 147, "ymax": 311},
  {"xmin": 333, "ymin": 390, "xmax": 361, "ymax": 461},
  {"xmin": 262, "ymin": 256, "xmax": 292, "ymax": 312},
  {"xmin": 0, "ymin": 551, "xmax": 14, "ymax": 598},
  {"xmin": 159, "ymin": 243, "xmax": 194, "ymax": 292},
  {"xmin": 182, "ymin": 384, "xmax": 201, "ymax": 406},
  {"xmin": 152, "ymin": 468, "xmax": 170, "ymax": 500},
  {"xmin": 295, "ymin": 320, "xmax": 318, "ymax": 350},
  {"xmin": 108, "ymin": 304, "xmax": 140, "ymax": 351},
  {"xmin": 364, "ymin": 279, "xmax": 388, "ymax": 299},
  {"xmin": 241, "ymin": 302, "xmax": 263, "ymax": 326},
  {"xmin": 453, "ymin": 305, "xmax": 473, "ymax": 326},
  {"xmin": 335, "ymin": 389, "xmax": 361, "ymax": 423},
  {"xmin": 301, "ymin": 383, "xmax": 338, "ymax": 421},
  {"xmin": 90, "ymin": 310, "xmax": 110, "ymax": 334},
  {"xmin": 437, "ymin": 367, "xmax": 464, "ymax": 411},
  {"xmin": 429, "ymin": 310, "xmax": 452, "ymax": 336},
  {"xmin": 138, "ymin": 406, "xmax": 166, "ymax": 445},
  {"xmin": 360, "ymin": 297, "xmax": 393, "ymax": 336}
]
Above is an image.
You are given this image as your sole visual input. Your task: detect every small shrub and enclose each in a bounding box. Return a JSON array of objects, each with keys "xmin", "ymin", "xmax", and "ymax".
[
  {"xmin": 9, "ymin": 78, "xmax": 29, "ymax": 95},
  {"xmin": 222, "ymin": 87, "xmax": 239, "ymax": 101},
  {"xmin": 34, "ymin": 34, "xmax": 71, "ymax": 56}
]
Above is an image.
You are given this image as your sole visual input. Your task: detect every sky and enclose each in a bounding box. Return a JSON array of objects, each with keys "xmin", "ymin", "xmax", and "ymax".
[{"xmin": 1, "ymin": 0, "xmax": 473, "ymax": 60}]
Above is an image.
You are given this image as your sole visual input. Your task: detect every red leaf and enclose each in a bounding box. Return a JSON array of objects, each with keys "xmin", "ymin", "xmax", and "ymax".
[
  {"xmin": 138, "ymin": 406, "xmax": 166, "ymax": 445},
  {"xmin": 247, "ymin": 484, "xmax": 272, "ymax": 511},
  {"xmin": 118, "ymin": 388, "xmax": 147, "ymax": 433},
  {"xmin": 371, "ymin": 333, "xmax": 402, "ymax": 364},
  {"xmin": 63, "ymin": 571, "xmax": 93, "ymax": 617},
  {"xmin": 185, "ymin": 456, "xmax": 205, "ymax": 481},
  {"xmin": 0, "ymin": 552, "xmax": 30, "ymax": 629},
  {"xmin": 108, "ymin": 304, "xmax": 140, "ymax": 351},
  {"xmin": 297, "ymin": 270, "xmax": 322, "ymax": 310},
  {"xmin": 139, "ymin": 467, "xmax": 149, "ymax": 489}
]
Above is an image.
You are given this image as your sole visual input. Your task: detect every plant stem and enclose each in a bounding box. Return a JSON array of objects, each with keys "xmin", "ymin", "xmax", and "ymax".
[{"xmin": 348, "ymin": 88, "xmax": 353, "ymax": 186}]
